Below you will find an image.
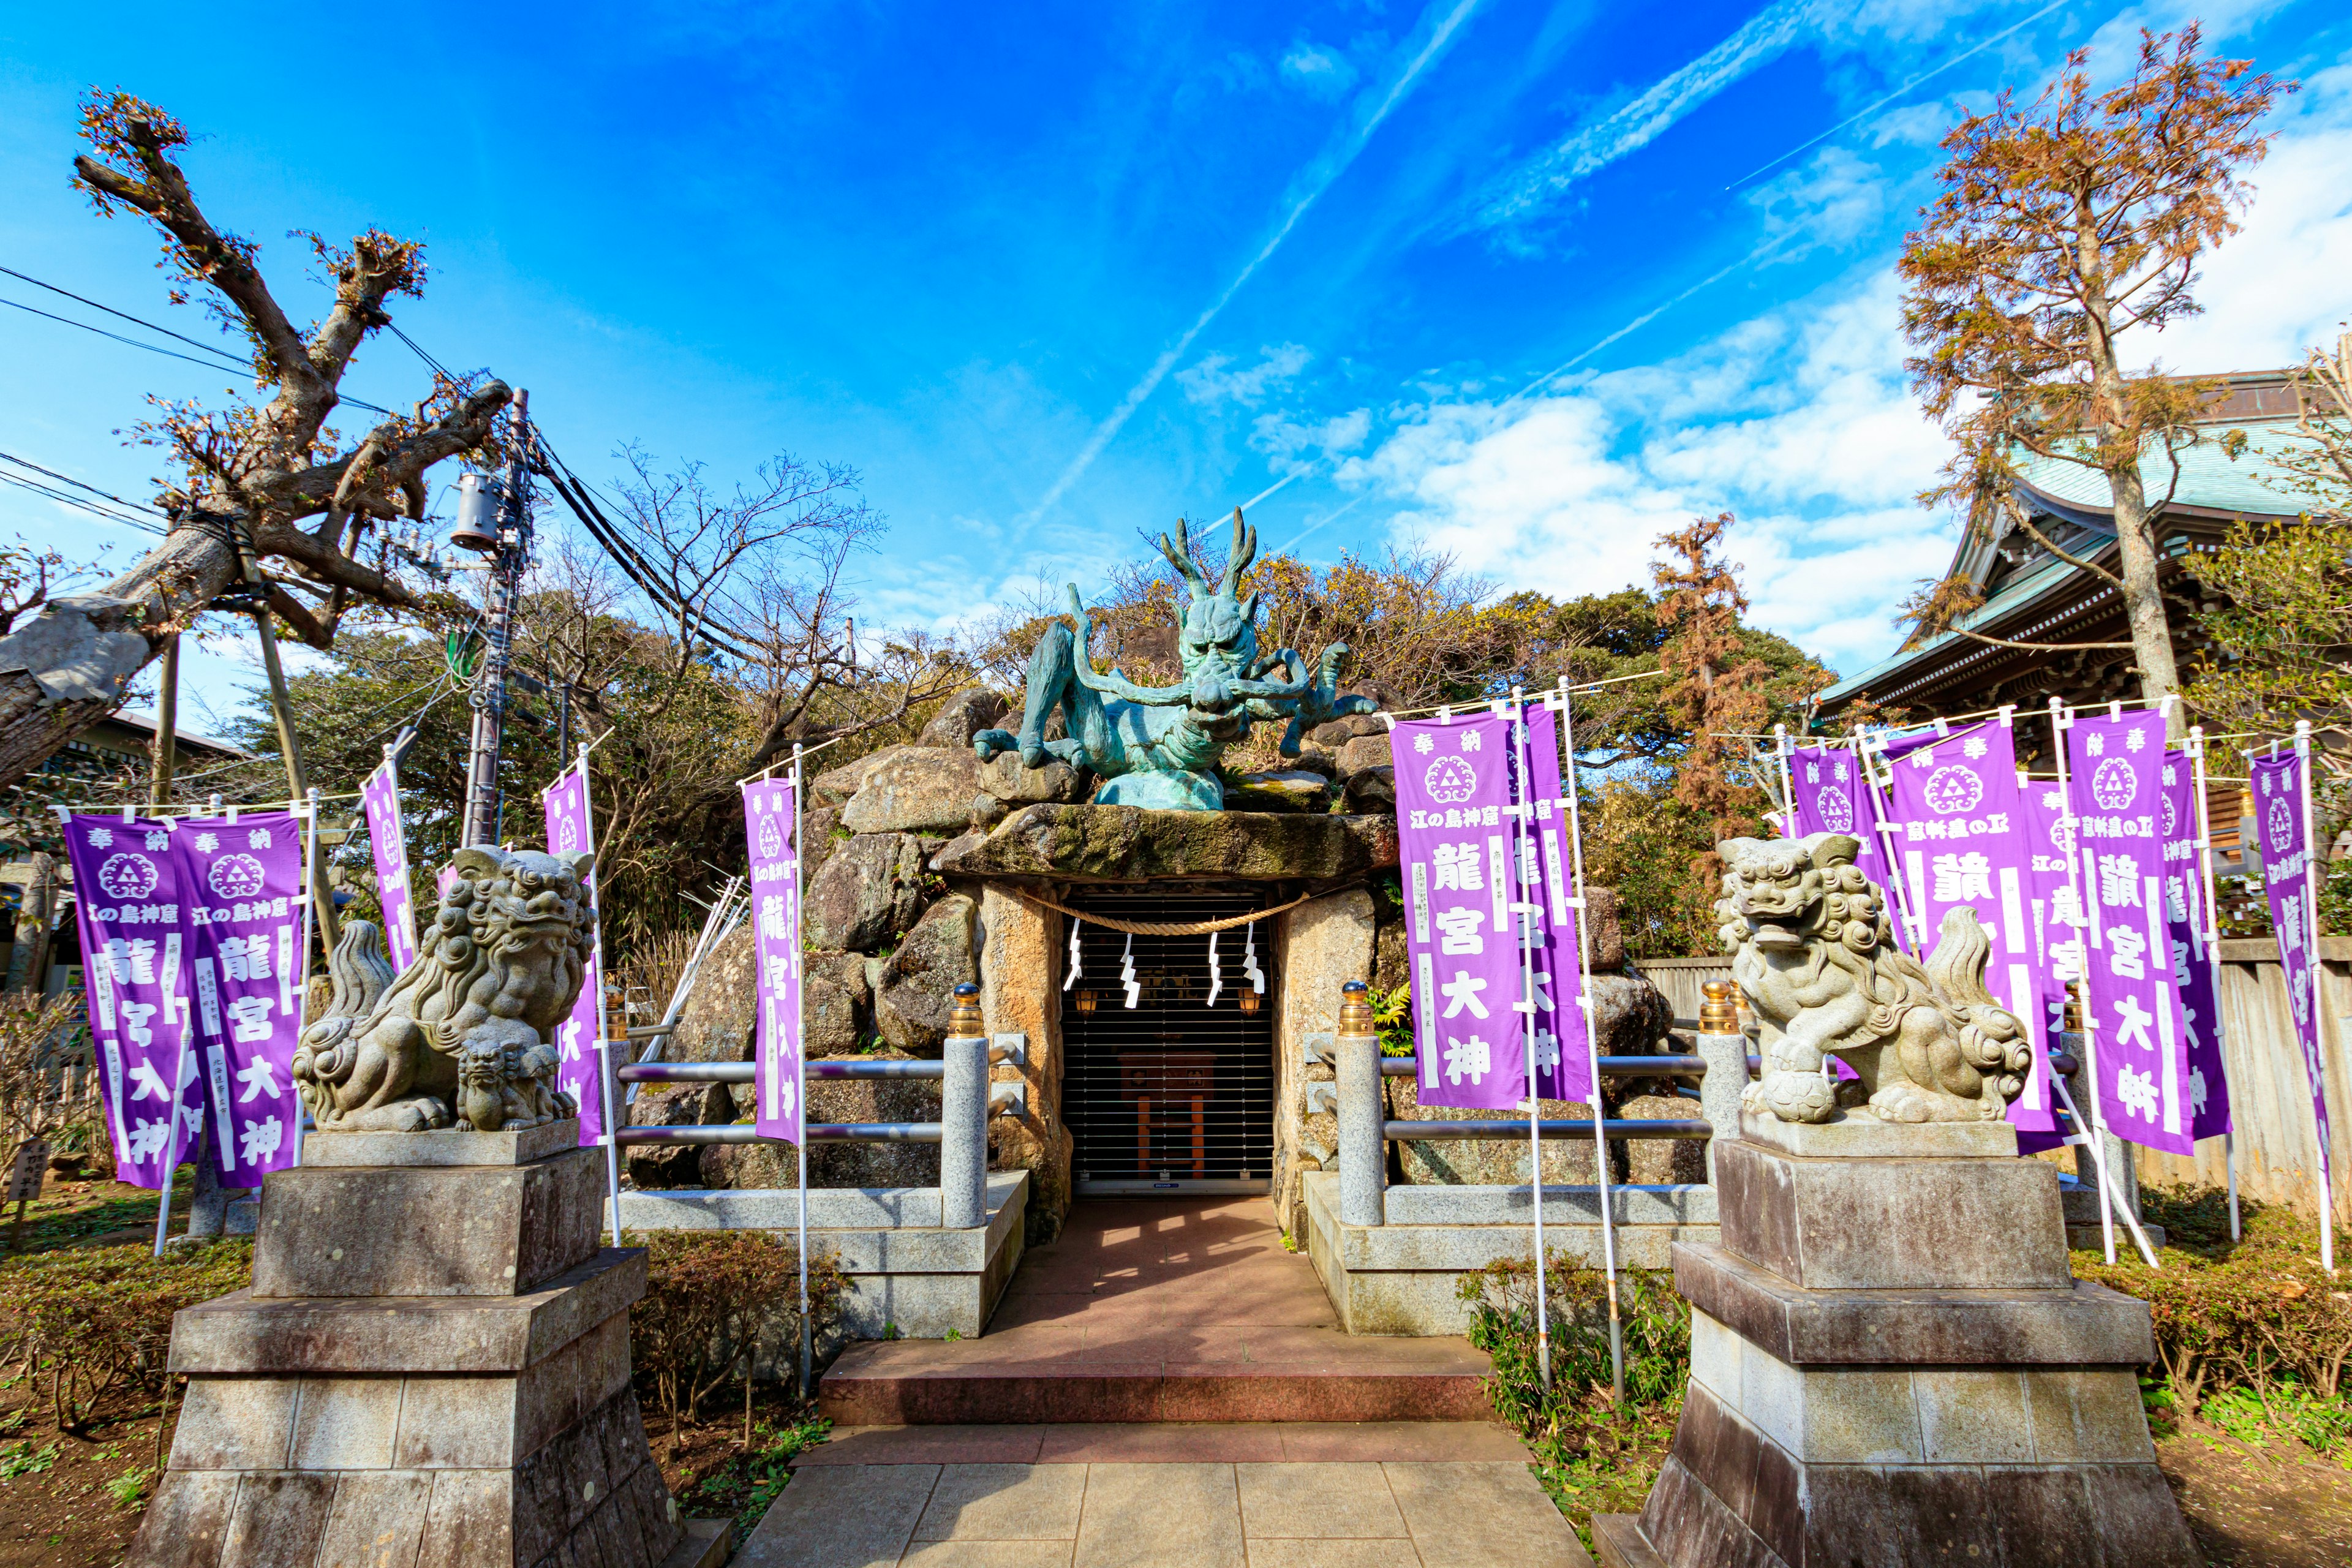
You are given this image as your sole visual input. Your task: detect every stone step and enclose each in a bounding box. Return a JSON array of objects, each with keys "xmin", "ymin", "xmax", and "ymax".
[{"xmin": 817, "ymin": 1342, "xmax": 1493, "ymax": 1425}]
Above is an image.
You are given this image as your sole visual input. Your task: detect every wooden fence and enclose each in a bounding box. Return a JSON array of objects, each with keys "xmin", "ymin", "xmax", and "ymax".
[{"xmin": 1630, "ymin": 943, "xmax": 2352, "ymax": 1219}]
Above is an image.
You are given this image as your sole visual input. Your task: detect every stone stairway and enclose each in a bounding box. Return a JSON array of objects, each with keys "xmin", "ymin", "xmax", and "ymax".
[{"xmin": 817, "ymin": 1196, "xmax": 1494, "ymax": 1425}]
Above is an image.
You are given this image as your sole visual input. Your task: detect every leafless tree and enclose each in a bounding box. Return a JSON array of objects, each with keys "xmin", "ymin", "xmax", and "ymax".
[{"xmin": 0, "ymin": 91, "xmax": 509, "ymax": 786}]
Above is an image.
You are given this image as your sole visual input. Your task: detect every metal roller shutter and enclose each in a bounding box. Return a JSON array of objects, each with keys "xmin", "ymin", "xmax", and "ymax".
[{"xmin": 1065, "ymin": 889, "xmax": 1278, "ymax": 1196}]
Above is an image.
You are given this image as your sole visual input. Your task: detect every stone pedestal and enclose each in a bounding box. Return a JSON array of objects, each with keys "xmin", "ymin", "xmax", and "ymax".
[
  {"xmin": 1594, "ymin": 1110, "xmax": 2196, "ymax": 1568},
  {"xmin": 129, "ymin": 1121, "xmax": 725, "ymax": 1568}
]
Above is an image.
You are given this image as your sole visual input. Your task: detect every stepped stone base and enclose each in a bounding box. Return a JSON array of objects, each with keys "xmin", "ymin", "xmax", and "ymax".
[
  {"xmin": 129, "ymin": 1123, "xmax": 709, "ymax": 1568},
  {"xmin": 1596, "ymin": 1132, "xmax": 2196, "ymax": 1568}
]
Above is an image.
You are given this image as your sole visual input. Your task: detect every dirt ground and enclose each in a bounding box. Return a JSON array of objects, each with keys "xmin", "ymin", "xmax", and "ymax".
[{"xmin": 2158, "ymin": 1422, "xmax": 2352, "ymax": 1567}]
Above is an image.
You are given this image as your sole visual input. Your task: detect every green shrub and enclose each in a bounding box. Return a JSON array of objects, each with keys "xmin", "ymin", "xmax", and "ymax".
[
  {"xmin": 2074, "ymin": 1186, "xmax": 2352, "ymax": 1454},
  {"xmin": 1457, "ymin": 1256, "xmax": 1690, "ymax": 1540},
  {"xmin": 0, "ymin": 1241, "xmax": 254, "ymax": 1434},
  {"xmin": 627, "ymin": 1231, "xmax": 845, "ymax": 1452}
]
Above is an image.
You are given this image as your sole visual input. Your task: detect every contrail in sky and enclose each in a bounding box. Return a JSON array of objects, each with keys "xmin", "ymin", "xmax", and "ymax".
[
  {"xmin": 1023, "ymin": 0, "xmax": 1485, "ymax": 522},
  {"xmin": 1474, "ymin": 0, "xmax": 1824, "ymax": 233},
  {"xmin": 1723, "ymin": 0, "xmax": 2071, "ymax": 191}
]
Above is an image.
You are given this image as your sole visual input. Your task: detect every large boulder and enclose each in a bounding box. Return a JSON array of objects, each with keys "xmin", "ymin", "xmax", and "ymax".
[
  {"xmin": 1341, "ymin": 766, "xmax": 1395, "ymax": 815},
  {"xmin": 663, "ymin": 922, "xmax": 756, "ymax": 1065},
  {"xmin": 976, "ymin": 752, "xmax": 1088, "ymax": 807},
  {"xmin": 917, "ymin": 687, "xmax": 1008, "ymax": 750},
  {"xmin": 841, "ymin": 747, "xmax": 985, "ymax": 835},
  {"xmin": 804, "ymin": 832, "xmax": 926, "ymax": 951},
  {"xmin": 810, "ymin": 745, "xmax": 909, "ymax": 807},
  {"xmin": 1228, "ymin": 769, "xmax": 1332, "ymax": 813},
  {"xmin": 801, "ymin": 807, "xmax": 844, "ymax": 878},
  {"xmin": 873, "ymin": 894, "xmax": 980, "ymax": 1054},
  {"xmin": 624, "ymin": 1082, "xmax": 734, "ymax": 1188},
  {"xmin": 1311, "ymin": 714, "xmax": 1386, "ymax": 748},
  {"xmin": 933, "ymin": 803, "xmax": 1398, "ymax": 882},
  {"xmin": 1332, "ymin": 733, "xmax": 1392, "ymax": 780},
  {"xmin": 805, "ymin": 967, "xmax": 867, "ymax": 1057},
  {"xmin": 1586, "ymin": 887, "xmax": 1626, "ymax": 970},
  {"xmin": 702, "ymin": 1064, "xmax": 943, "ymax": 1188}
]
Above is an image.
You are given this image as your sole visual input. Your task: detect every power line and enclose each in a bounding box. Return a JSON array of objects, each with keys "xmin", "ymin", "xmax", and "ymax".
[
  {"xmin": 0, "ymin": 263, "xmax": 262, "ymax": 369},
  {"xmin": 0, "ymin": 450, "xmax": 168, "ymax": 518},
  {"xmin": 0, "ymin": 470, "xmax": 167, "ymax": 535},
  {"xmin": 0, "ymin": 266, "xmax": 398, "ymax": 416}
]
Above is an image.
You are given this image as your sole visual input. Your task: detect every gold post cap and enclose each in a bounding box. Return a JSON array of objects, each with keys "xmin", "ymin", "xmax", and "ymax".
[
  {"xmin": 1700, "ymin": 979, "xmax": 1738, "ymax": 1033},
  {"xmin": 1338, "ymin": 979, "xmax": 1375, "ymax": 1039},
  {"xmin": 948, "ymin": 981, "xmax": 984, "ymax": 1038}
]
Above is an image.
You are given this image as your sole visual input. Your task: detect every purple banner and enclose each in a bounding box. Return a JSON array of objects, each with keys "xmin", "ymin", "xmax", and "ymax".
[
  {"xmin": 177, "ymin": 812, "xmax": 310, "ymax": 1186},
  {"xmin": 2161, "ymin": 754, "xmax": 2231, "ymax": 1140},
  {"xmin": 2252, "ymin": 748, "xmax": 2331, "ymax": 1184},
  {"xmin": 2064, "ymin": 712, "xmax": 2195, "ymax": 1156},
  {"xmin": 1394, "ymin": 712, "xmax": 1525, "ymax": 1110},
  {"xmin": 1790, "ymin": 745, "xmax": 1895, "ymax": 899},
  {"xmin": 743, "ymin": 777, "xmax": 805, "ymax": 1143},
  {"xmin": 1880, "ymin": 723, "xmax": 2053, "ymax": 1131},
  {"xmin": 360, "ymin": 759, "xmax": 419, "ymax": 976},
  {"xmin": 65, "ymin": 815, "xmax": 198, "ymax": 1190},
  {"xmin": 1520, "ymin": 704, "xmax": 1591, "ymax": 1105},
  {"xmin": 543, "ymin": 763, "xmax": 607, "ymax": 1147}
]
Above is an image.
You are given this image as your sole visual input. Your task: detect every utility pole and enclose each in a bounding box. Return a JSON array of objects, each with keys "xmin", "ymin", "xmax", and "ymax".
[{"xmin": 459, "ymin": 390, "xmax": 531, "ymax": 849}]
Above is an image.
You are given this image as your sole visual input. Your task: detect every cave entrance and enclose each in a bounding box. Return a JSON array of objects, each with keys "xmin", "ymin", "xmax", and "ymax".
[{"xmin": 1063, "ymin": 887, "xmax": 1278, "ymax": 1197}]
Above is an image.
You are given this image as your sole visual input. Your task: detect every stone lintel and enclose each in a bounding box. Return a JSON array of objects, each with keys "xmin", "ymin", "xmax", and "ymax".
[
  {"xmin": 1672, "ymin": 1243, "xmax": 2155, "ymax": 1366},
  {"xmin": 300, "ymin": 1118, "xmax": 583, "ymax": 1168},
  {"xmin": 253, "ymin": 1148, "xmax": 604, "ymax": 1300},
  {"xmin": 1714, "ymin": 1137, "xmax": 2072, "ymax": 1291},
  {"xmin": 1735, "ymin": 1108, "xmax": 2017, "ymax": 1158},
  {"xmin": 930, "ymin": 802, "xmax": 1398, "ymax": 882},
  {"xmin": 170, "ymin": 1250, "xmax": 646, "ymax": 1378}
]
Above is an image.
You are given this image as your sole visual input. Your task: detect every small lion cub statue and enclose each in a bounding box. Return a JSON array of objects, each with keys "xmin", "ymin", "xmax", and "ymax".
[{"xmin": 1717, "ymin": 832, "xmax": 2031, "ymax": 1125}]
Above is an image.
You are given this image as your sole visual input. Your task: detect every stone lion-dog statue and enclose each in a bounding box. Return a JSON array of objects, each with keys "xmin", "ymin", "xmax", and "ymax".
[
  {"xmin": 1716, "ymin": 832, "xmax": 2030, "ymax": 1125},
  {"xmin": 293, "ymin": 846, "xmax": 595, "ymax": 1134}
]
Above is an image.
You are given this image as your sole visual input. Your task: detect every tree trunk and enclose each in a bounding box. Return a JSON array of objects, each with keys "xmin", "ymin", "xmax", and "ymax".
[
  {"xmin": 2107, "ymin": 459, "xmax": 2184, "ymax": 738},
  {"xmin": 0, "ymin": 520, "xmax": 243, "ymax": 788}
]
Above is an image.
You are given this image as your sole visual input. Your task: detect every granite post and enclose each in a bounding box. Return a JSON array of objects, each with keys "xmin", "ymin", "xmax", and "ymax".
[
  {"xmin": 1692, "ymin": 980, "xmax": 1747, "ymax": 1183},
  {"xmin": 1336, "ymin": 980, "xmax": 1385, "ymax": 1227},
  {"xmin": 127, "ymin": 1121, "xmax": 726, "ymax": 1568},
  {"xmin": 1591, "ymin": 1109, "xmax": 2196, "ymax": 1568},
  {"xmin": 940, "ymin": 984, "xmax": 989, "ymax": 1232}
]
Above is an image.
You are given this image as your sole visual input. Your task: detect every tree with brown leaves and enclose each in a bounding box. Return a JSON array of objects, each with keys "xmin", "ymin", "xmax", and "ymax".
[
  {"xmin": 1898, "ymin": 27, "xmax": 2286, "ymax": 732},
  {"xmin": 0, "ymin": 91, "xmax": 511, "ymax": 786},
  {"xmin": 1654, "ymin": 513, "xmax": 1773, "ymax": 891}
]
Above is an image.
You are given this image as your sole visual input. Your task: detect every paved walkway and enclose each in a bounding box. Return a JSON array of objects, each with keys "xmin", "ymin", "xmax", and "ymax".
[
  {"xmin": 820, "ymin": 1198, "xmax": 1492, "ymax": 1425},
  {"xmin": 739, "ymin": 1460, "xmax": 1597, "ymax": 1567}
]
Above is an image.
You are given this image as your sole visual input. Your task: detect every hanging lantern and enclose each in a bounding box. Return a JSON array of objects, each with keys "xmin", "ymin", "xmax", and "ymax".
[
  {"xmin": 1238, "ymin": 987, "xmax": 1262, "ymax": 1016},
  {"xmin": 1074, "ymin": 989, "xmax": 1099, "ymax": 1014}
]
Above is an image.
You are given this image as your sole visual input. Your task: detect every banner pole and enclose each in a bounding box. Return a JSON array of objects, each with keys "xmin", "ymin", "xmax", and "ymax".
[
  {"xmin": 2187, "ymin": 726, "xmax": 2241, "ymax": 1242},
  {"xmin": 1772, "ymin": 723, "xmax": 1796, "ymax": 839},
  {"xmin": 793, "ymin": 742, "xmax": 813, "ymax": 1401},
  {"xmin": 574, "ymin": 745, "xmax": 622, "ymax": 1251},
  {"xmin": 2296, "ymin": 720, "xmax": 2335, "ymax": 1275},
  {"xmin": 1508, "ymin": 690, "xmax": 1551, "ymax": 1393},
  {"xmin": 294, "ymin": 789, "xmax": 322, "ymax": 1168},
  {"xmin": 2050, "ymin": 698, "xmax": 2116, "ymax": 1266},
  {"xmin": 1554, "ymin": 679, "xmax": 1623, "ymax": 1401}
]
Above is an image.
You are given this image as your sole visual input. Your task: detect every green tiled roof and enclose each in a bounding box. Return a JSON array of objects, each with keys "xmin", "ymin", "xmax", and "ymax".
[
  {"xmin": 2014, "ymin": 424, "xmax": 2319, "ymax": 519},
  {"xmin": 1815, "ymin": 424, "xmax": 2319, "ymax": 708}
]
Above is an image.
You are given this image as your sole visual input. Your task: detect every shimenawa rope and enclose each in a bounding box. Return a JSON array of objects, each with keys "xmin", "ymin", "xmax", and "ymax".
[{"xmin": 1014, "ymin": 888, "xmax": 1315, "ymax": 936}]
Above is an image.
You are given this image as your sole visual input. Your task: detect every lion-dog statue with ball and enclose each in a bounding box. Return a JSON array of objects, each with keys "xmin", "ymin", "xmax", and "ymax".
[
  {"xmin": 1717, "ymin": 831, "xmax": 2031, "ymax": 1124},
  {"xmin": 293, "ymin": 846, "xmax": 596, "ymax": 1134}
]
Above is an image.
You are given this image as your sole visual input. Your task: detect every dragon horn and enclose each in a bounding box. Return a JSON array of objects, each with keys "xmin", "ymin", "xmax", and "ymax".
[
  {"xmin": 1156, "ymin": 516, "xmax": 1207, "ymax": 595},
  {"xmin": 1219, "ymin": 507, "xmax": 1257, "ymax": 595}
]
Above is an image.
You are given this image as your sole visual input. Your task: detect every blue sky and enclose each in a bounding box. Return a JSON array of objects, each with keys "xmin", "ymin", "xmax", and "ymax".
[{"xmin": 2, "ymin": 0, "xmax": 2350, "ymax": 738}]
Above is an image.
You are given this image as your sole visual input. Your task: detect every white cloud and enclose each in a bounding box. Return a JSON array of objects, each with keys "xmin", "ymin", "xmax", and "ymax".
[
  {"xmin": 1281, "ymin": 41, "xmax": 1361, "ymax": 100},
  {"xmin": 1744, "ymin": 146, "xmax": 1887, "ymax": 248},
  {"xmin": 1253, "ymin": 407, "xmax": 1372, "ymax": 474},
  {"xmin": 2120, "ymin": 74, "xmax": 2352, "ymax": 373},
  {"xmin": 1177, "ymin": 343, "xmax": 1313, "ymax": 407},
  {"xmin": 1347, "ymin": 270, "xmax": 1959, "ymax": 674}
]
